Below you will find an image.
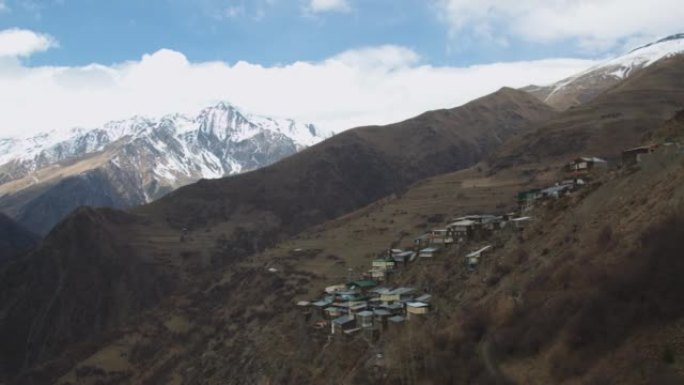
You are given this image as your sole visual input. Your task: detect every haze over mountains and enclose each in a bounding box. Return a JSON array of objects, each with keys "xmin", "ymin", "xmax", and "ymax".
[
  {"xmin": 2, "ymin": 32, "xmax": 684, "ymax": 385},
  {"xmin": 0, "ymin": 103, "xmax": 328, "ymax": 235}
]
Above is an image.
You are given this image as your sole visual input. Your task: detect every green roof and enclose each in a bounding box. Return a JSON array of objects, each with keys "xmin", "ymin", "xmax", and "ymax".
[{"xmin": 347, "ymin": 279, "xmax": 378, "ymax": 288}]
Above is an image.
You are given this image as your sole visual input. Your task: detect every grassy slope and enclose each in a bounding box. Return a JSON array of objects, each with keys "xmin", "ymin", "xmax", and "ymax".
[
  {"xmin": 37, "ymin": 136, "xmax": 684, "ymax": 385},
  {"xmin": 0, "ymin": 88, "xmax": 556, "ymax": 383}
]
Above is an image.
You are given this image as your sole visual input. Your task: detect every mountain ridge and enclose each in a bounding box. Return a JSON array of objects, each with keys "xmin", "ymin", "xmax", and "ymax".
[
  {"xmin": 524, "ymin": 33, "xmax": 684, "ymax": 110},
  {"xmin": 0, "ymin": 102, "xmax": 328, "ymax": 235},
  {"xmin": 0, "ymin": 87, "xmax": 556, "ymax": 381}
]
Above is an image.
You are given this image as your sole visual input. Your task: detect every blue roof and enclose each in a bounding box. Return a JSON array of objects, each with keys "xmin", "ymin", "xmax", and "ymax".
[
  {"xmin": 312, "ymin": 299, "xmax": 333, "ymax": 307},
  {"xmin": 332, "ymin": 315, "xmax": 355, "ymax": 324}
]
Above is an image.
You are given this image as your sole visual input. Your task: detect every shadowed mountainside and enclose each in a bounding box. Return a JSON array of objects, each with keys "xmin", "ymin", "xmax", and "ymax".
[
  {"xmin": 142, "ymin": 87, "xmax": 554, "ymax": 233},
  {"xmin": 0, "ymin": 213, "xmax": 39, "ymax": 262},
  {"xmin": 0, "ymin": 87, "xmax": 556, "ymax": 381},
  {"xmin": 493, "ymin": 56, "xmax": 684, "ymax": 168},
  {"xmin": 22, "ymin": 104, "xmax": 684, "ymax": 385},
  {"xmin": 0, "ymin": 167, "xmax": 143, "ymax": 236}
]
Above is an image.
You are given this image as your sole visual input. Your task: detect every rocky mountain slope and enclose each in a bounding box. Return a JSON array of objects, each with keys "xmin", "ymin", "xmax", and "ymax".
[
  {"xmin": 14, "ymin": 72, "xmax": 684, "ymax": 384},
  {"xmin": 525, "ymin": 33, "xmax": 684, "ymax": 110},
  {"xmin": 0, "ymin": 213, "xmax": 38, "ymax": 263},
  {"xmin": 0, "ymin": 88, "xmax": 556, "ymax": 382},
  {"xmin": 494, "ymin": 55, "xmax": 684, "ymax": 168},
  {"xmin": 105, "ymin": 69, "xmax": 684, "ymax": 385},
  {"xmin": 5, "ymin": 56, "xmax": 684, "ymax": 385},
  {"xmin": 0, "ymin": 103, "xmax": 327, "ymax": 235}
]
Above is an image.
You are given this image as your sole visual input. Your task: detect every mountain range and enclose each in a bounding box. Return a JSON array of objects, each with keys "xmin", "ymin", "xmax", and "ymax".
[
  {"xmin": 0, "ymin": 86, "xmax": 555, "ymax": 381},
  {"xmin": 2, "ymin": 34, "xmax": 684, "ymax": 385},
  {"xmin": 0, "ymin": 103, "xmax": 328, "ymax": 235},
  {"xmin": 3, "ymin": 34, "xmax": 684, "ymax": 237}
]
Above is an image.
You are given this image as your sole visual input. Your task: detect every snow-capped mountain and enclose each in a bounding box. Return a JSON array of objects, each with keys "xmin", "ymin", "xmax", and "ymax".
[
  {"xmin": 0, "ymin": 103, "xmax": 330, "ymax": 234},
  {"xmin": 525, "ymin": 33, "xmax": 684, "ymax": 110}
]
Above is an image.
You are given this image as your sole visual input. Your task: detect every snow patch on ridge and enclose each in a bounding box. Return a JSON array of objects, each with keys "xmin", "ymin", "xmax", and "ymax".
[{"xmin": 0, "ymin": 102, "xmax": 329, "ymax": 202}]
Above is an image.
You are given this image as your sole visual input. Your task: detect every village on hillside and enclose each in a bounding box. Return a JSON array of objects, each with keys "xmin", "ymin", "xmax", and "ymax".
[{"xmin": 292, "ymin": 142, "xmax": 671, "ymax": 339}]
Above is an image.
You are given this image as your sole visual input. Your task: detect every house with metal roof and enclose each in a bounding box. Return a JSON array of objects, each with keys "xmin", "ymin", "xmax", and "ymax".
[
  {"xmin": 325, "ymin": 306, "xmax": 344, "ymax": 319},
  {"xmin": 388, "ymin": 315, "xmax": 406, "ymax": 327},
  {"xmin": 419, "ymin": 247, "xmax": 441, "ymax": 258},
  {"xmin": 566, "ymin": 156, "xmax": 608, "ymax": 174},
  {"xmin": 390, "ymin": 250, "xmax": 415, "ymax": 265},
  {"xmin": 465, "ymin": 245, "xmax": 492, "ymax": 270},
  {"xmin": 414, "ymin": 233, "xmax": 431, "ymax": 248},
  {"xmin": 346, "ymin": 279, "xmax": 378, "ymax": 291},
  {"xmin": 380, "ymin": 287, "xmax": 416, "ymax": 302},
  {"xmin": 429, "ymin": 228, "xmax": 453, "ymax": 245},
  {"xmin": 446, "ymin": 219, "xmax": 477, "ymax": 241},
  {"xmin": 372, "ymin": 258, "xmax": 395, "ymax": 271},
  {"xmin": 331, "ymin": 315, "xmax": 356, "ymax": 334},
  {"xmin": 511, "ymin": 216, "xmax": 532, "ymax": 229},
  {"xmin": 381, "ymin": 302, "xmax": 404, "ymax": 315},
  {"xmin": 406, "ymin": 302, "xmax": 430, "ymax": 319},
  {"xmin": 415, "ymin": 294, "xmax": 432, "ymax": 303},
  {"xmin": 622, "ymin": 145, "xmax": 657, "ymax": 166},
  {"xmin": 311, "ymin": 298, "xmax": 333, "ymax": 308},
  {"xmin": 357, "ymin": 310, "xmax": 375, "ymax": 329}
]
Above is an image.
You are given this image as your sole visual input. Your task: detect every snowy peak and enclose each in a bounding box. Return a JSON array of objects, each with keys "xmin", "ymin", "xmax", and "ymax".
[
  {"xmin": 600, "ymin": 33, "xmax": 684, "ymax": 79},
  {"xmin": 0, "ymin": 102, "xmax": 326, "ymax": 168},
  {"xmin": 194, "ymin": 102, "xmax": 327, "ymax": 146},
  {"xmin": 524, "ymin": 33, "xmax": 684, "ymax": 110},
  {"xmin": 0, "ymin": 102, "xmax": 328, "ymax": 206},
  {"xmin": 630, "ymin": 33, "xmax": 684, "ymax": 53}
]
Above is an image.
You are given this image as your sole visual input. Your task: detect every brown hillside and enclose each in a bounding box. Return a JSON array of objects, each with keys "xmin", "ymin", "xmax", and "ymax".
[
  {"xmin": 493, "ymin": 56, "xmax": 684, "ymax": 168},
  {"xmin": 0, "ymin": 87, "xmax": 555, "ymax": 381},
  {"xmin": 142, "ymin": 87, "xmax": 553, "ymax": 233},
  {"xmin": 26, "ymin": 114, "xmax": 684, "ymax": 385},
  {"xmin": 5, "ymin": 57, "xmax": 684, "ymax": 384}
]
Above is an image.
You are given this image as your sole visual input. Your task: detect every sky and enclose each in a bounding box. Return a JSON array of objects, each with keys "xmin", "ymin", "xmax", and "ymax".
[{"xmin": 0, "ymin": 0, "xmax": 683, "ymax": 137}]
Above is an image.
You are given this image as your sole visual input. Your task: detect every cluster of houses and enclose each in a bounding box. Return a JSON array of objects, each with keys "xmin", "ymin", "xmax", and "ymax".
[
  {"xmin": 412, "ymin": 213, "xmax": 530, "ymax": 269},
  {"xmin": 516, "ymin": 156, "xmax": 609, "ymax": 211},
  {"xmin": 297, "ymin": 279, "xmax": 432, "ymax": 337},
  {"xmin": 294, "ymin": 150, "xmax": 666, "ymax": 339},
  {"xmin": 511, "ymin": 147, "xmax": 661, "ymax": 220}
]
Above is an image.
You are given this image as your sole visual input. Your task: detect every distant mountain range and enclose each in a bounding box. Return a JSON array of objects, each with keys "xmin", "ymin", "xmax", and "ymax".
[
  {"xmin": 525, "ymin": 33, "xmax": 684, "ymax": 110},
  {"xmin": 0, "ymin": 103, "xmax": 329, "ymax": 235},
  {"xmin": 3, "ymin": 35, "xmax": 683, "ymax": 237},
  {"xmin": 3, "ymin": 34, "xmax": 684, "ymax": 385}
]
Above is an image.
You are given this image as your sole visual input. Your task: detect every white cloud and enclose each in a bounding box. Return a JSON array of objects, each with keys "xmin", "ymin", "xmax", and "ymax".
[
  {"xmin": 436, "ymin": 0, "xmax": 684, "ymax": 52},
  {"xmin": 328, "ymin": 45, "xmax": 421, "ymax": 70},
  {"xmin": 307, "ymin": 0, "xmax": 350, "ymax": 14},
  {"xmin": 0, "ymin": 37, "xmax": 595, "ymax": 138},
  {"xmin": 0, "ymin": 28, "xmax": 57, "ymax": 57}
]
